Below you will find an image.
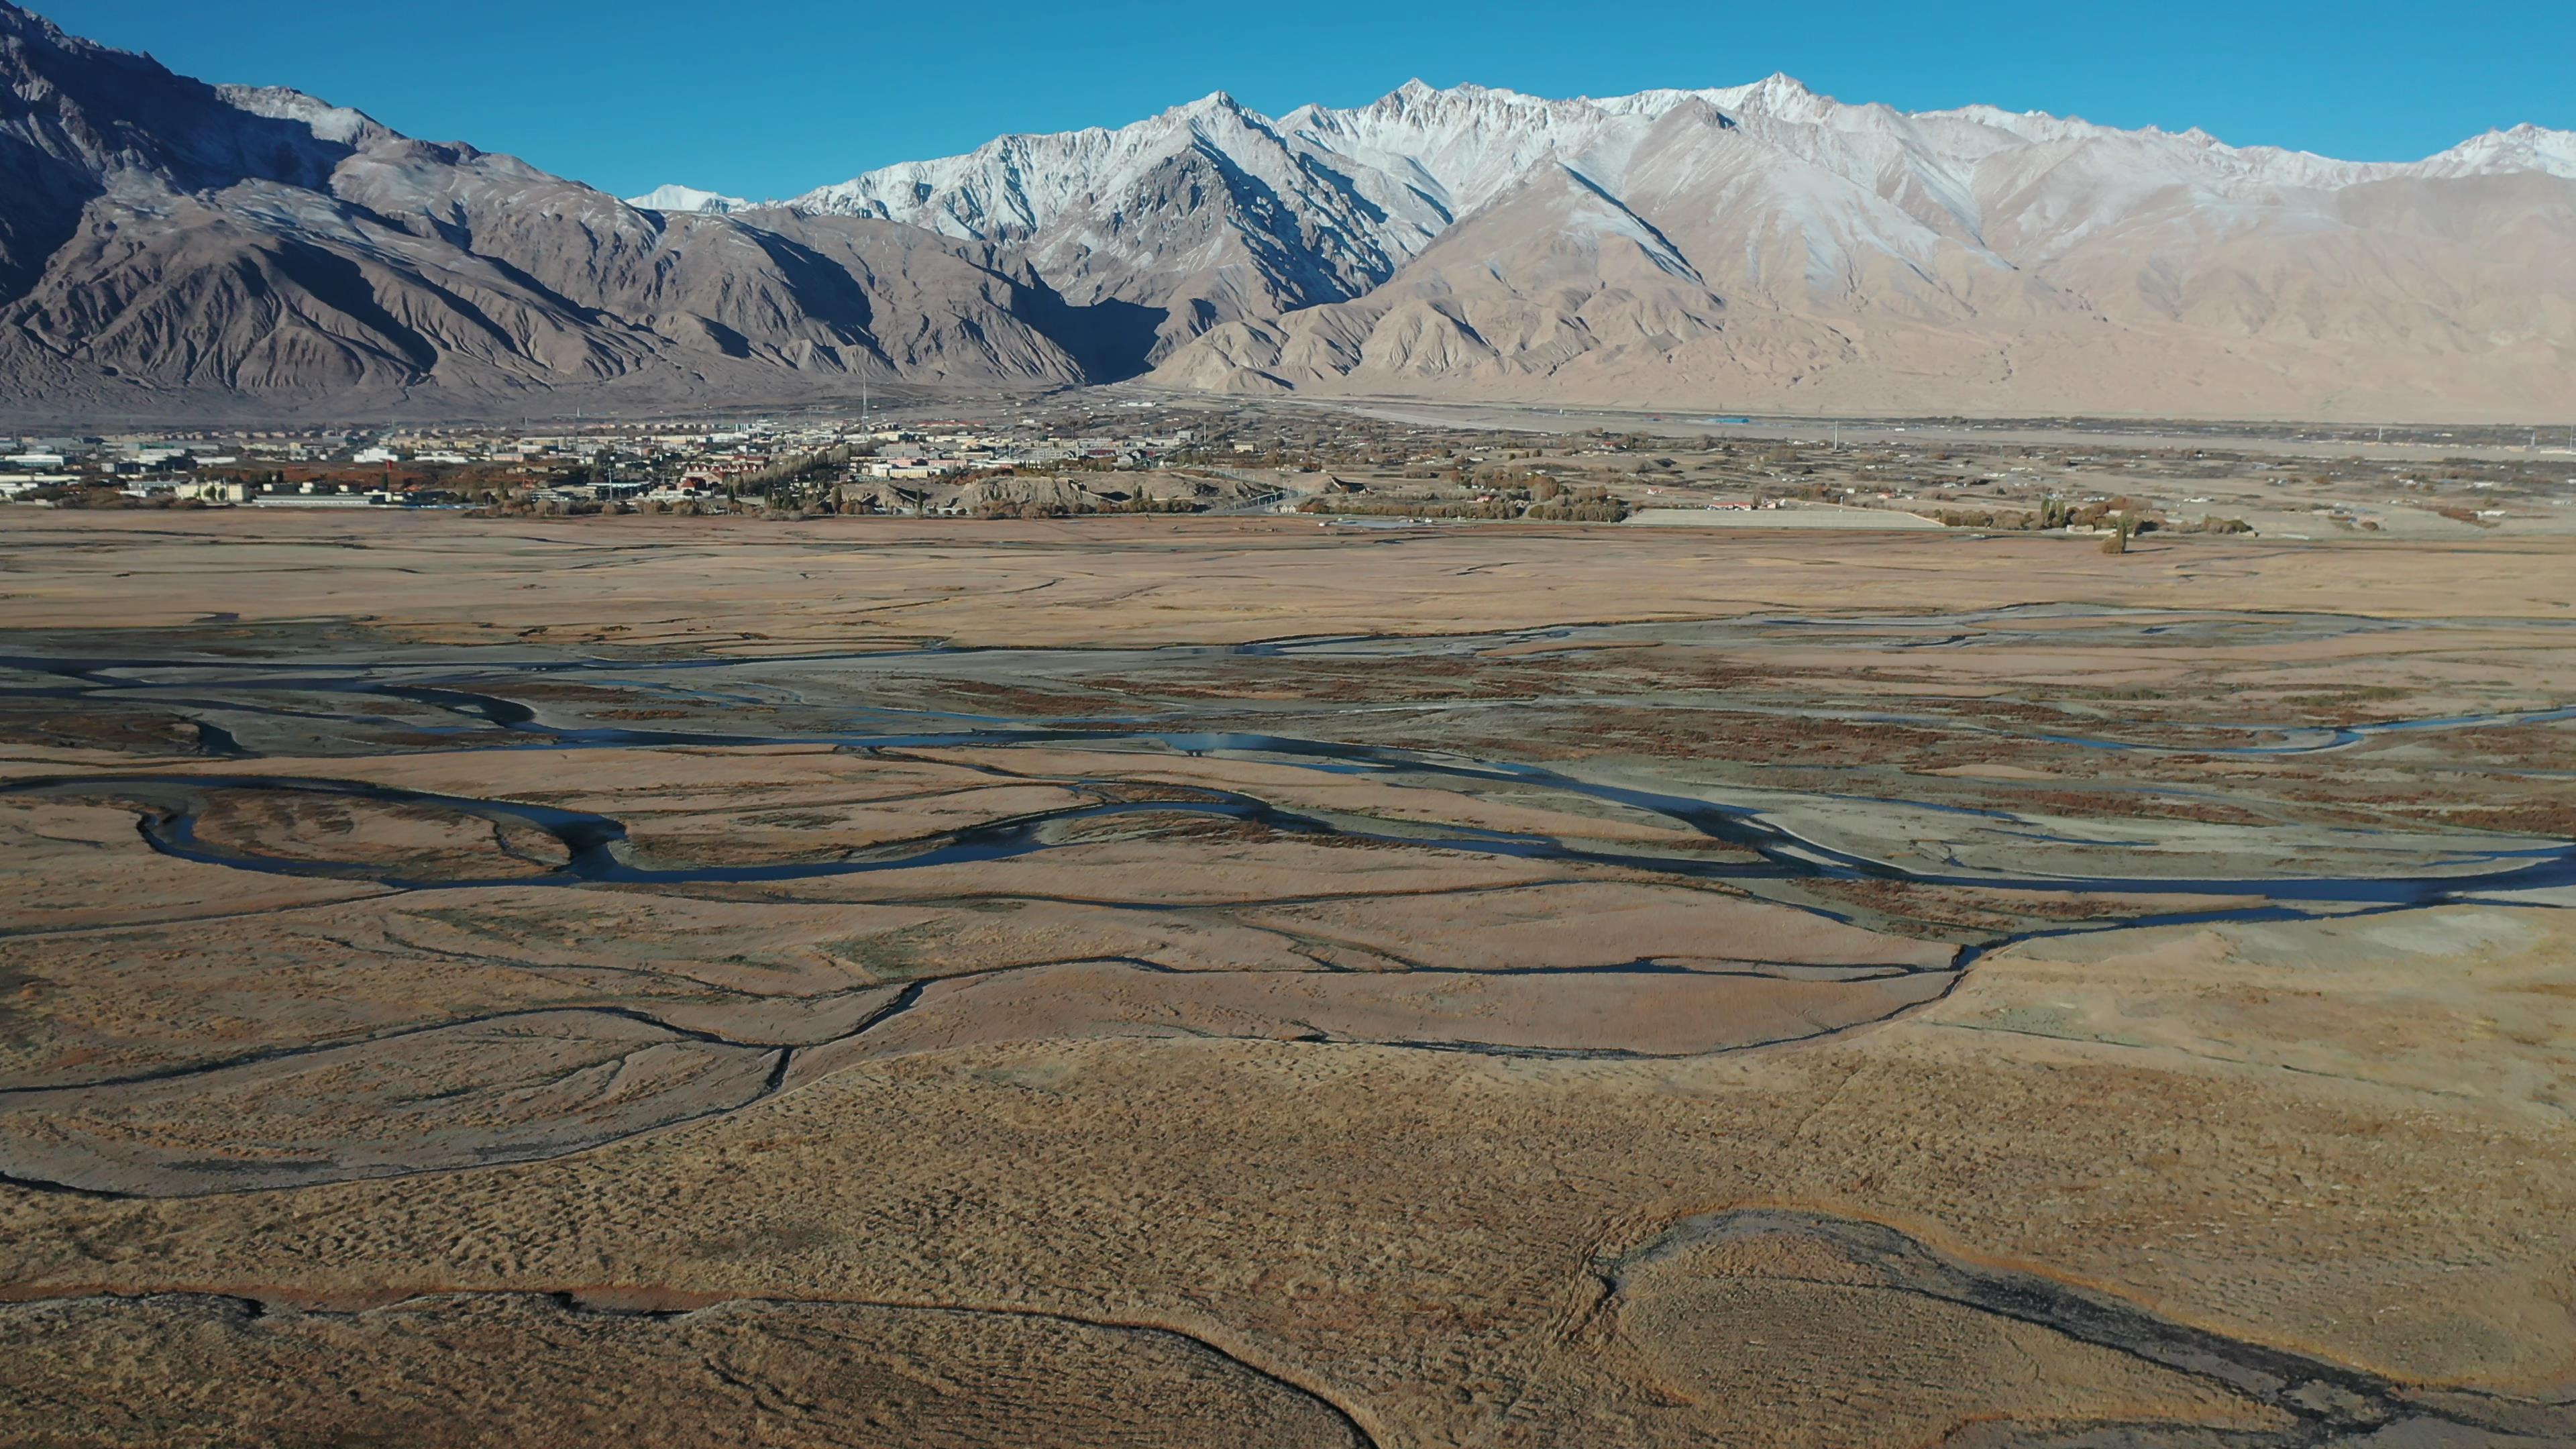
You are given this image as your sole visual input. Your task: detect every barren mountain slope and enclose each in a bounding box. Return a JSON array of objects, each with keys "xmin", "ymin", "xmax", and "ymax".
[
  {"xmin": 0, "ymin": 2, "xmax": 1091, "ymax": 419},
  {"xmin": 1146, "ymin": 80, "xmax": 2576, "ymax": 418},
  {"xmin": 791, "ymin": 93, "xmax": 1424, "ymax": 362},
  {"xmin": 6, "ymin": 0, "xmax": 2571, "ymax": 419}
]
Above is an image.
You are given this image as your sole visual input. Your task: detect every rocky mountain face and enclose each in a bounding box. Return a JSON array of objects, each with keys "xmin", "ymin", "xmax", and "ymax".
[
  {"xmin": 5, "ymin": 0, "xmax": 2571, "ymax": 420},
  {"xmin": 773, "ymin": 77, "xmax": 2576, "ymax": 419},
  {"xmin": 788, "ymin": 93, "xmax": 1427, "ymax": 364},
  {"xmin": 0, "ymin": 2, "xmax": 1106, "ymax": 419},
  {"xmin": 1157, "ymin": 81, "xmax": 2576, "ymax": 419}
]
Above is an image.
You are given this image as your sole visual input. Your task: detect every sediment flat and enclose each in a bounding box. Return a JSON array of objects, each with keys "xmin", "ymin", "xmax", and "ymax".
[{"xmin": 1, "ymin": 513, "xmax": 2571, "ymax": 1446}]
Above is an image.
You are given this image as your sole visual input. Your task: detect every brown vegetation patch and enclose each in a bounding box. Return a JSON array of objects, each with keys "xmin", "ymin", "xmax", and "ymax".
[
  {"xmin": 2434, "ymin": 803, "xmax": 2576, "ymax": 839},
  {"xmin": 2004, "ymin": 789, "xmax": 2273, "ymax": 826},
  {"xmin": 185, "ymin": 790, "xmax": 570, "ymax": 878},
  {"xmin": 0, "ymin": 706, "xmax": 217, "ymax": 756},
  {"xmin": 0, "ymin": 1293, "xmax": 1364, "ymax": 1449}
]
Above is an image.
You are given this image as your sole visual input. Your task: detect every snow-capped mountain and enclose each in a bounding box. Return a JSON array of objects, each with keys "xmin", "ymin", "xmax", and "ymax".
[
  {"xmin": 763, "ymin": 77, "xmax": 2575, "ymax": 417},
  {"xmin": 2, "ymin": 0, "xmax": 2569, "ymax": 420},
  {"xmin": 626, "ymin": 183, "xmax": 749, "ymax": 214},
  {"xmin": 792, "ymin": 75, "xmax": 2575, "ymax": 258},
  {"xmin": 787, "ymin": 92, "xmax": 1426, "ymax": 362}
]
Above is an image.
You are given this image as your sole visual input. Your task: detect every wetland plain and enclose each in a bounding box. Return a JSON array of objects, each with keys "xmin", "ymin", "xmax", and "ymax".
[{"xmin": 1, "ymin": 509, "xmax": 2573, "ymax": 1446}]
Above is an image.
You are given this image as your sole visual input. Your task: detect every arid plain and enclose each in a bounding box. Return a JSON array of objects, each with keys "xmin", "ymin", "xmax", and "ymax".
[{"xmin": 2, "ymin": 510, "xmax": 2573, "ymax": 1447}]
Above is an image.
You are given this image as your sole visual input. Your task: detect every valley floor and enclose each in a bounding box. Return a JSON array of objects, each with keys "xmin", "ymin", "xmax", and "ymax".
[{"xmin": 1, "ymin": 512, "xmax": 2571, "ymax": 1446}]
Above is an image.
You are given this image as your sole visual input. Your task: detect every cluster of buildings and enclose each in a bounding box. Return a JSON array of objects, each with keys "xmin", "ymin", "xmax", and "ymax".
[
  {"xmin": 1, "ymin": 411, "xmax": 1234, "ymax": 515},
  {"xmin": 0, "ymin": 435, "xmax": 250, "ymax": 498}
]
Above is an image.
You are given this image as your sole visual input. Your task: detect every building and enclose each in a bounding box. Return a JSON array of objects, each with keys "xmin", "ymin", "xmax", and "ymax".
[{"xmin": 252, "ymin": 493, "xmax": 378, "ymax": 508}]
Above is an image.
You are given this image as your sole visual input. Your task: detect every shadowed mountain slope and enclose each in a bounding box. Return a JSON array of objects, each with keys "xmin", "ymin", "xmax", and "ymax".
[{"xmin": 0, "ymin": 3, "xmax": 1092, "ymax": 419}]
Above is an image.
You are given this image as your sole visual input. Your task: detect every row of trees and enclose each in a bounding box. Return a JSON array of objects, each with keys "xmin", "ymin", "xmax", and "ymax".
[
  {"xmin": 1929, "ymin": 494, "xmax": 2249, "ymax": 548},
  {"xmin": 1296, "ymin": 483, "xmax": 1630, "ymax": 523},
  {"xmin": 973, "ymin": 494, "xmax": 1199, "ymax": 519}
]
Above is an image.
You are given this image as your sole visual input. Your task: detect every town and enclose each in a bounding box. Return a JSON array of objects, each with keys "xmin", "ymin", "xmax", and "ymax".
[
  {"xmin": 4, "ymin": 400, "xmax": 2571, "ymax": 541},
  {"xmin": 0, "ymin": 406, "xmax": 1252, "ymax": 516}
]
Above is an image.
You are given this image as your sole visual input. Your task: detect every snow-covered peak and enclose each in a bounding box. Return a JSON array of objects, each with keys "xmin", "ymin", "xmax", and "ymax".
[
  {"xmin": 785, "ymin": 77, "xmax": 2570, "ymax": 215},
  {"xmin": 1282, "ymin": 81, "xmax": 1684, "ymax": 219},
  {"xmin": 2418, "ymin": 123, "xmax": 2576, "ymax": 179},
  {"xmin": 1171, "ymin": 91, "xmax": 1247, "ymax": 119},
  {"xmin": 1704, "ymin": 72, "xmax": 1830, "ymax": 123},
  {"xmin": 215, "ymin": 85, "xmax": 396, "ymax": 148},
  {"xmin": 760, "ymin": 78, "xmax": 2571, "ymax": 293},
  {"xmin": 785, "ymin": 87, "xmax": 1318, "ymax": 239},
  {"xmin": 627, "ymin": 183, "xmax": 750, "ymax": 213}
]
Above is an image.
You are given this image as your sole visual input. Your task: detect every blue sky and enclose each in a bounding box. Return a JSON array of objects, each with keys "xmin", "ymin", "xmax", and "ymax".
[{"xmin": 38, "ymin": 0, "xmax": 2576, "ymax": 200}]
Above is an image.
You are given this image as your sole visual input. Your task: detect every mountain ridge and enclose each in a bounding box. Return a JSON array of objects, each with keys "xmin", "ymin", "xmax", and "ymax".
[
  {"xmin": 706, "ymin": 74, "xmax": 2576, "ymax": 224},
  {"xmin": 0, "ymin": 1, "xmax": 1118, "ymax": 420},
  {"xmin": 747, "ymin": 75, "xmax": 2576, "ymax": 420},
  {"xmin": 2, "ymin": 0, "xmax": 2569, "ymax": 422}
]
